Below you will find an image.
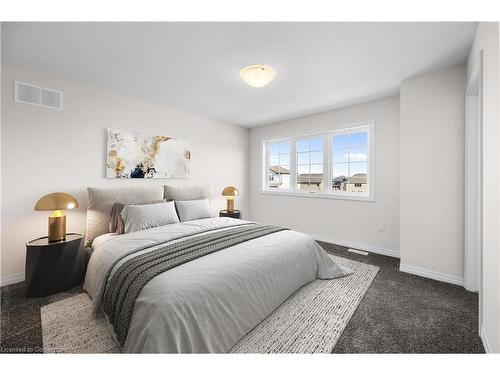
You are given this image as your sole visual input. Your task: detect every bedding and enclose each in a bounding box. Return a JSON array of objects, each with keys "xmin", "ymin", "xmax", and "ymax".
[
  {"xmin": 104, "ymin": 224, "xmax": 287, "ymax": 346},
  {"xmin": 84, "ymin": 217, "xmax": 351, "ymax": 353},
  {"xmin": 174, "ymin": 198, "xmax": 213, "ymax": 221},
  {"xmin": 121, "ymin": 201, "xmax": 180, "ymax": 233}
]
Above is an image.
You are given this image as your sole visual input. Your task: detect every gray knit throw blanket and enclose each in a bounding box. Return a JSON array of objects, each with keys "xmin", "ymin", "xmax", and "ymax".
[{"xmin": 102, "ymin": 224, "xmax": 287, "ymax": 347}]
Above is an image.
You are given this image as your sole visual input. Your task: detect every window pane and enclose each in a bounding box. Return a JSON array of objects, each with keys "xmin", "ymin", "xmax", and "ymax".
[
  {"xmin": 332, "ymin": 162, "xmax": 348, "ymax": 178},
  {"xmin": 269, "ymin": 143, "xmax": 280, "ymax": 154},
  {"xmin": 332, "ymin": 147, "xmax": 349, "ymax": 163},
  {"xmin": 296, "ymin": 139, "xmax": 309, "ymax": 153},
  {"xmin": 297, "ymin": 152, "xmax": 310, "ymax": 164},
  {"xmin": 349, "ymin": 147, "xmax": 368, "ymax": 162},
  {"xmin": 296, "ymin": 136, "xmax": 324, "ymax": 192},
  {"xmin": 331, "ymin": 129, "xmax": 369, "ymax": 195},
  {"xmin": 297, "ymin": 164, "xmax": 309, "ymax": 174},
  {"xmin": 266, "ymin": 141, "xmax": 290, "ymax": 190},
  {"xmin": 310, "ymin": 151, "xmax": 323, "ymax": 164},
  {"xmin": 349, "ymin": 162, "xmax": 368, "ymax": 176},
  {"xmin": 310, "ymin": 137, "xmax": 324, "ymax": 151},
  {"xmin": 279, "ymin": 154, "xmax": 290, "ymax": 166},
  {"xmin": 269, "ymin": 155, "xmax": 280, "ymax": 166},
  {"xmin": 332, "ymin": 134, "xmax": 349, "ymax": 149},
  {"xmin": 350, "ymin": 132, "xmax": 368, "ymax": 147},
  {"xmin": 279, "ymin": 143, "xmax": 290, "ymax": 154},
  {"xmin": 310, "ymin": 163, "xmax": 323, "ymax": 174}
]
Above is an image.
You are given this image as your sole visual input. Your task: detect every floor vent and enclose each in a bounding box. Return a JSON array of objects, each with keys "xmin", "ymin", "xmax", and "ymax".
[
  {"xmin": 347, "ymin": 248, "xmax": 369, "ymax": 256},
  {"xmin": 14, "ymin": 81, "xmax": 63, "ymax": 110}
]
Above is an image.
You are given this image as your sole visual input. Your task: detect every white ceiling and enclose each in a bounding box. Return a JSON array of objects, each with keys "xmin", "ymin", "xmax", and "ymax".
[{"xmin": 2, "ymin": 22, "xmax": 477, "ymax": 127}]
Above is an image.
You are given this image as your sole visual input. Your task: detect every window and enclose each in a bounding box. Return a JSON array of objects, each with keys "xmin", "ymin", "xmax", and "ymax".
[
  {"xmin": 266, "ymin": 141, "xmax": 291, "ymax": 189},
  {"xmin": 263, "ymin": 122, "xmax": 373, "ymax": 201}
]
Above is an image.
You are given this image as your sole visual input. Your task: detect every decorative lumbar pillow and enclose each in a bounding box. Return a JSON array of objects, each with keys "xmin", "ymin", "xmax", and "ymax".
[
  {"xmin": 175, "ymin": 199, "xmax": 214, "ymax": 222},
  {"xmin": 121, "ymin": 201, "xmax": 180, "ymax": 233},
  {"xmin": 164, "ymin": 184, "xmax": 210, "ymax": 201},
  {"xmin": 109, "ymin": 200, "xmax": 166, "ymax": 234},
  {"xmin": 85, "ymin": 186, "xmax": 164, "ymax": 247}
]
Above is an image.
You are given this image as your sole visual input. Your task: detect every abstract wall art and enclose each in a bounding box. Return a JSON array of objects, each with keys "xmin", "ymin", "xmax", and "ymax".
[{"xmin": 106, "ymin": 128, "xmax": 190, "ymax": 178}]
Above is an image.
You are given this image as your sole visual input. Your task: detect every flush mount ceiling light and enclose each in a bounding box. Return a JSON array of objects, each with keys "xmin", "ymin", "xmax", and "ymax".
[{"xmin": 240, "ymin": 64, "xmax": 276, "ymax": 88}]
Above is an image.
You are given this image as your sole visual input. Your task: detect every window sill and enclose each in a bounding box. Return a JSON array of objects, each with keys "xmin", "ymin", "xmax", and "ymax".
[{"xmin": 260, "ymin": 189, "xmax": 374, "ymax": 202}]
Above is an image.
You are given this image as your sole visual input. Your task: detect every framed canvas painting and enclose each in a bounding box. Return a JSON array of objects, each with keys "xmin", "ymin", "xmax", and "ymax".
[{"xmin": 106, "ymin": 128, "xmax": 191, "ymax": 178}]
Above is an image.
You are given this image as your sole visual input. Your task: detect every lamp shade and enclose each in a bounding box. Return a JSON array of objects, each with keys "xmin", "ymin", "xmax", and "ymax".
[
  {"xmin": 222, "ymin": 186, "xmax": 239, "ymax": 197},
  {"xmin": 240, "ymin": 64, "xmax": 276, "ymax": 88},
  {"xmin": 34, "ymin": 192, "xmax": 79, "ymax": 211}
]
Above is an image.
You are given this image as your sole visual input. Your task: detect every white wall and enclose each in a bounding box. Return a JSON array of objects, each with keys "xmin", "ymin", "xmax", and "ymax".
[
  {"xmin": 248, "ymin": 96, "xmax": 400, "ymax": 256},
  {"xmin": 0, "ymin": 63, "xmax": 249, "ymax": 285},
  {"xmin": 399, "ymin": 65, "xmax": 466, "ymax": 285},
  {"xmin": 467, "ymin": 22, "xmax": 500, "ymax": 354}
]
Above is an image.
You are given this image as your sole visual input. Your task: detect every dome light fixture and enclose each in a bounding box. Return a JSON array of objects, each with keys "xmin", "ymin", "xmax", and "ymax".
[{"xmin": 240, "ymin": 64, "xmax": 276, "ymax": 88}]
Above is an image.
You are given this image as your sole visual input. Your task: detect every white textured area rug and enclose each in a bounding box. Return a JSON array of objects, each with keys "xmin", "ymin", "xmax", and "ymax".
[{"xmin": 41, "ymin": 255, "xmax": 378, "ymax": 353}]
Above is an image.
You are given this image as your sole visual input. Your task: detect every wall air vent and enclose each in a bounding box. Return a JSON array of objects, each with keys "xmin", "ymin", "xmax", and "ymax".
[{"xmin": 14, "ymin": 81, "xmax": 63, "ymax": 110}]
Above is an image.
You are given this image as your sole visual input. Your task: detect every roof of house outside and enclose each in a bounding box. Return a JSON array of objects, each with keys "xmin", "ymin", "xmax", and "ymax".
[
  {"xmin": 270, "ymin": 166, "xmax": 290, "ymax": 174},
  {"xmin": 297, "ymin": 173, "xmax": 323, "ymax": 184},
  {"xmin": 332, "ymin": 175, "xmax": 347, "ymax": 182},
  {"xmin": 348, "ymin": 173, "xmax": 367, "ymax": 184}
]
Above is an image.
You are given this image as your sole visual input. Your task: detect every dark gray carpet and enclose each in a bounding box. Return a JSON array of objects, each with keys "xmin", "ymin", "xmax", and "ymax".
[
  {"xmin": 319, "ymin": 242, "xmax": 484, "ymax": 353},
  {"xmin": 0, "ymin": 242, "xmax": 484, "ymax": 353}
]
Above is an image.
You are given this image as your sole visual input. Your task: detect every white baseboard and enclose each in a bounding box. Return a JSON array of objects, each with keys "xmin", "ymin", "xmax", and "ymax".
[
  {"xmin": 399, "ymin": 263, "xmax": 464, "ymax": 286},
  {"xmin": 480, "ymin": 326, "xmax": 493, "ymax": 353},
  {"xmin": 0, "ymin": 273, "xmax": 25, "ymax": 287},
  {"xmin": 309, "ymin": 233, "xmax": 400, "ymax": 258}
]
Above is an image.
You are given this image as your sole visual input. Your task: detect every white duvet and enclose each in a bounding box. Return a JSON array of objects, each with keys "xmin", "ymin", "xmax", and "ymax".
[{"xmin": 84, "ymin": 217, "xmax": 351, "ymax": 353}]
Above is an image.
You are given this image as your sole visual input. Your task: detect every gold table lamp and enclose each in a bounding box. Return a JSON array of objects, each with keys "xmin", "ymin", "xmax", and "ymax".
[
  {"xmin": 222, "ymin": 186, "xmax": 239, "ymax": 213},
  {"xmin": 34, "ymin": 192, "xmax": 79, "ymax": 242}
]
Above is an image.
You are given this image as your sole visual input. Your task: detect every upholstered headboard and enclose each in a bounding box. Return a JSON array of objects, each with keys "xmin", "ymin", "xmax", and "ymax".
[
  {"xmin": 164, "ymin": 184, "xmax": 210, "ymax": 201},
  {"xmin": 84, "ymin": 184, "xmax": 211, "ymax": 247}
]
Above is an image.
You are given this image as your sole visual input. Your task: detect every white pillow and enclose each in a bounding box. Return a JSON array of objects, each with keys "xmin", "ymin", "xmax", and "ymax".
[
  {"xmin": 121, "ymin": 201, "xmax": 180, "ymax": 233},
  {"xmin": 175, "ymin": 199, "xmax": 213, "ymax": 222}
]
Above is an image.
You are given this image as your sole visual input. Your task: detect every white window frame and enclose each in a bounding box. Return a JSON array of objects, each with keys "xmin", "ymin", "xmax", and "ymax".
[{"xmin": 261, "ymin": 120, "xmax": 375, "ymax": 201}]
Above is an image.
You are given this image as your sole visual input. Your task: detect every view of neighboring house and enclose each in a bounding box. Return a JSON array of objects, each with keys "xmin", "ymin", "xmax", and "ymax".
[
  {"xmin": 294, "ymin": 173, "xmax": 368, "ymax": 192},
  {"xmin": 344, "ymin": 173, "xmax": 368, "ymax": 192},
  {"xmin": 297, "ymin": 173, "xmax": 323, "ymax": 191},
  {"xmin": 269, "ymin": 166, "xmax": 290, "ymax": 188},
  {"xmin": 332, "ymin": 175, "xmax": 347, "ymax": 191}
]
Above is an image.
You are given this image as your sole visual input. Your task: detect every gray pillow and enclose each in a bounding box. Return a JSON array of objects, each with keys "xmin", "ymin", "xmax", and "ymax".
[
  {"xmin": 85, "ymin": 186, "xmax": 164, "ymax": 247},
  {"xmin": 164, "ymin": 184, "xmax": 210, "ymax": 201},
  {"xmin": 121, "ymin": 201, "xmax": 180, "ymax": 233},
  {"xmin": 109, "ymin": 200, "xmax": 166, "ymax": 234},
  {"xmin": 175, "ymin": 199, "xmax": 213, "ymax": 222}
]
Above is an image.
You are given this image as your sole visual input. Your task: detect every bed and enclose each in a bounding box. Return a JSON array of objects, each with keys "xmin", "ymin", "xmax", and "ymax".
[{"xmin": 83, "ymin": 185, "xmax": 351, "ymax": 353}]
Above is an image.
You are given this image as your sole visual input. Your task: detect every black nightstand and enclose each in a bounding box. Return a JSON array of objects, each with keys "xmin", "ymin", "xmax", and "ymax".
[
  {"xmin": 219, "ymin": 210, "xmax": 241, "ymax": 219},
  {"xmin": 25, "ymin": 233, "xmax": 85, "ymax": 297}
]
